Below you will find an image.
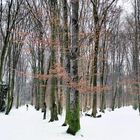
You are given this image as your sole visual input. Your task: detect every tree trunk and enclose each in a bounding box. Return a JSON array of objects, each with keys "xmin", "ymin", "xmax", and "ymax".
[
  {"xmin": 91, "ymin": 32, "xmax": 99, "ymax": 117},
  {"xmin": 62, "ymin": 0, "xmax": 71, "ymax": 126},
  {"xmin": 66, "ymin": 0, "xmax": 80, "ymax": 135},
  {"xmin": 49, "ymin": 0, "xmax": 59, "ymax": 122}
]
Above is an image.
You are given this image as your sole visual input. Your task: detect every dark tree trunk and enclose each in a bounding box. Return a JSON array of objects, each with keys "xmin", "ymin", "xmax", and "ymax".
[{"xmin": 66, "ymin": 0, "xmax": 80, "ymax": 135}]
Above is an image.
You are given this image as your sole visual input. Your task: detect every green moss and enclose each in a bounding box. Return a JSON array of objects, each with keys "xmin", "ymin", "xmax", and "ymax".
[
  {"xmin": 133, "ymin": 103, "xmax": 138, "ymax": 110},
  {"xmin": 49, "ymin": 77, "xmax": 58, "ymax": 122},
  {"xmin": 66, "ymin": 92, "xmax": 80, "ymax": 135},
  {"xmin": 67, "ymin": 109, "xmax": 80, "ymax": 135}
]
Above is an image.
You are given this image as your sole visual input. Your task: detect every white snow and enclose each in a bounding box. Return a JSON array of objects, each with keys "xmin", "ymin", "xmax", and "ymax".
[{"xmin": 0, "ymin": 105, "xmax": 140, "ymax": 140}]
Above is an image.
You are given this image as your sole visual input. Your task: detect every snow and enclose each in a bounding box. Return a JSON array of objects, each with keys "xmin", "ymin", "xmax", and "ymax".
[
  {"xmin": 117, "ymin": 0, "xmax": 133, "ymax": 17},
  {"xmin": 0, "ymin": 105, "xmax": 140, "ymax": 140}
]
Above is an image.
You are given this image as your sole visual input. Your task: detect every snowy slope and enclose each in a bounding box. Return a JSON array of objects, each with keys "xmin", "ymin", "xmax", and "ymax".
[{"xmin": 0, "ymin": 105, "xmax": 140, "ymax": 140}]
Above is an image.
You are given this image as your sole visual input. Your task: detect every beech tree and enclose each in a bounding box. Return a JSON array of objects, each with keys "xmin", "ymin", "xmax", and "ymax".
[
  {"xmin": 48, "ymin": 0, "xmax": 59, "ymax": 122},
  {"xmin": 66, "ymin": 0, "xmax": 80, "ymax": 135},
  {"xmin": 90, "ymin": 0, "xmax": 117, "ymax": 117}
]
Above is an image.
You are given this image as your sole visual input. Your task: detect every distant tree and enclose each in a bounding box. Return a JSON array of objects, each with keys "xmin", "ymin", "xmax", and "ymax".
[{"xmin": 90, "ymin": 0, "xmax": 117, "ymax": 117}]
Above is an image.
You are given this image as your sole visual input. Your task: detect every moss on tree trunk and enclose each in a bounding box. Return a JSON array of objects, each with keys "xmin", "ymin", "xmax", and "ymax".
[
  {"xmin": 66, "ymin": 0, "xmax": 80, "ymax": 135},
  {"xmin": 67, "ymin": 90, "xmax": 80, "ymax": 135},
  {"xmin": 49, "ymin": 76, "xmax": 58, "ymax": 122}
]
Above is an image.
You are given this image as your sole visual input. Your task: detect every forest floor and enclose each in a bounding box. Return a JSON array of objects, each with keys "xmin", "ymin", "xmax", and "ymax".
[{"xmin": 0, "ymin": 105, "xmax": 140, "ymax": 140}]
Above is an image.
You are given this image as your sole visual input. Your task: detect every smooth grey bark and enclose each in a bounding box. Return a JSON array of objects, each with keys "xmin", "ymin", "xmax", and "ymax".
[
  {"xmin": 62, "ymin": 0, "xmax": 71, "ymax": 126},
  {"xmin": 49, "ymin": 0, "xmax": 58, "ymax": 122},
  {"xmin": 66, "ymin": 0, "xmax": 80, "ymax": 135}
]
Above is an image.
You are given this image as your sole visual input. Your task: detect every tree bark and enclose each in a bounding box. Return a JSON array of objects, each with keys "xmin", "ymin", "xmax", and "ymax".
[{"xmin": 66, "ymin": 0, "xmax": 80, "ymax": 135}]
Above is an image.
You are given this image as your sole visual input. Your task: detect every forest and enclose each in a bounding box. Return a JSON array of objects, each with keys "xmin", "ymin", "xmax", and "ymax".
[{"xmin": 0, "ymin": 0, "xmax": 140, "ymax": 137}]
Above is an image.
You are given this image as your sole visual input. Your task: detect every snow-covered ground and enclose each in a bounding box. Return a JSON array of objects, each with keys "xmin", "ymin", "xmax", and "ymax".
[{"xmin": 0, "ymin": 105, "xmax": 140, "ymax": 140}]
